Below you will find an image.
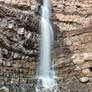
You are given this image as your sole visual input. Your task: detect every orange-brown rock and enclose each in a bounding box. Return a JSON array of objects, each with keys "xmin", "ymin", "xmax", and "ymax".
[{"xmin": 0, "ymin": 0, "xmax": 30, "ymax": 7}]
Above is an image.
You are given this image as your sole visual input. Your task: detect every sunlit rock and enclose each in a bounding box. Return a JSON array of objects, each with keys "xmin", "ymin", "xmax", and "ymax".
[
  {"xmin": 82, "ymin": 69, "xmax": 91, "ymax": 75},
  {"xmin": 0, "ymin": 86, "xmax": 9, "ymax": 92},
  {"xmin": 72, "ymin": 54, "xmax": 85, "ymax": 64},
  {"xmin": 18, "ymin": 27, "xmax": 25, "ymax": 35},
  {"xmin": 80, "ymin": 77, "xmax": 89, "ymax": 83}
]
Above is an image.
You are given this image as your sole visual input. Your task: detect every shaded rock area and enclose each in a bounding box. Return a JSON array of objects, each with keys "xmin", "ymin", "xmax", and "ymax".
[
  {"xmin": 0, "ymin": 0, "xmax": 92, "ymax": 92},
  {"xmin": 0, "ymin": 0, "xmax": 39, "ymax": 87}
]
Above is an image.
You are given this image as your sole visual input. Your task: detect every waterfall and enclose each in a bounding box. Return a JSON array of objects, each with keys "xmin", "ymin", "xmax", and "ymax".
[{"xmin": 36, "ymin": 0, "xmax": 57, "ymax": 91}]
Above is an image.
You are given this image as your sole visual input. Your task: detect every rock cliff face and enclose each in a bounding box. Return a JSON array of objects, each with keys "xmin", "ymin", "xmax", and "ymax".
[{"xmin": 0, "ymin": 0, "xmax": 92, "ymax": 92}]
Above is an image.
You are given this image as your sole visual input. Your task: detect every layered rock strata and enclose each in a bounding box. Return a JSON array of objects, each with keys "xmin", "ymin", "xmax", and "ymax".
[{"xmin": 0, "ymin": 0, "xmax": 92, "ymax": 92}]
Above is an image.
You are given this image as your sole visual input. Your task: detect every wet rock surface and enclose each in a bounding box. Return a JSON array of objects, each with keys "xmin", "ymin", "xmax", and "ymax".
[{"xmin": 0, "ymin": 0, "xmax": 92, "ymax": 92}]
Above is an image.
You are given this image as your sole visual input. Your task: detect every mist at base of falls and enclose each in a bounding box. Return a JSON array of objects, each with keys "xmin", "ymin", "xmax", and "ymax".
[{"xmin": 36, "ymin": 0, "xmax": 57, "ymax": 91}]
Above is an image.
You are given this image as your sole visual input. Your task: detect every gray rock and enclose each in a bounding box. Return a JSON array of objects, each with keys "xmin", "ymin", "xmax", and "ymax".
[
  {"xmin": 8, "ymin": 23, "xmax": 14, "ymax": 29},
  {"xmin": 18, "ymin": 28, "xmax": 25, "ymax": 35}
]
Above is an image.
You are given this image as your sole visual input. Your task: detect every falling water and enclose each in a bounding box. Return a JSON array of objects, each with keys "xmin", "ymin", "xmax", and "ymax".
[{"xmin": 36, "ymin": 0, "xmax": 57, "ymax": 91}]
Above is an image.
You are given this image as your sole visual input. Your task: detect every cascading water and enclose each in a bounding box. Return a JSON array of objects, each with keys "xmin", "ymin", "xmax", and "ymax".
[{"xmin": 36, "ymin": 0, "xmax": 57, "ymax": 91}]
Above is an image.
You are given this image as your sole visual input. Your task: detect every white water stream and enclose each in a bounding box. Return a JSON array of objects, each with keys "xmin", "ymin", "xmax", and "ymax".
[{"xmin": 36, "ymin": 0, "xmax": 57, "ymax": 91}]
